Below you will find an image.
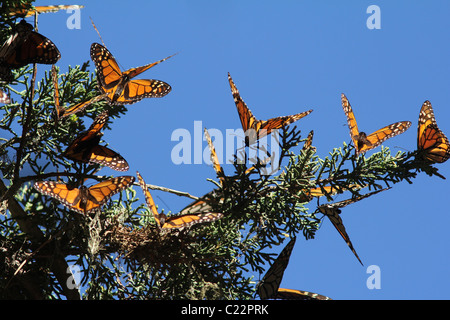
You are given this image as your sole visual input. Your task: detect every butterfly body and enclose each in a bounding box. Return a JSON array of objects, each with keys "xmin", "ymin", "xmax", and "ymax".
[
  {"xmin": 90, "ymin": 43, "xmax": 173, "ymax": 105},
  {"xmin": 34, "ymin": 176, "xmax": 135, "ymax": 214},
  {"xmin": 341, "ymin": 93, "xmax": 411, "ymax": 156},
  {"xmin": 417, "ymin": 100, "xmax": 450, "ymax": 164}
]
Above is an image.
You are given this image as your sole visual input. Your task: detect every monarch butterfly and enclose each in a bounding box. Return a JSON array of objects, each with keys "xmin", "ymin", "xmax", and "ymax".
[
  {"xmin": 34, "ymin": 176, "xmax": 135, "ymax": 214},
  {"xmin": 275, "ymin": 288, "xmax": 332, "ymax": 301},
  {"xmin": 90, "ymin": 43, "xmax": 174, "ymax": 105},
  {"xmin": 341, "ymin": 93, "xmax": 411, "ymax": 156},
  {"xmin": 0, "ymin": 89, "xmax": 11, "ymax": 104},
  {"xmin": 302, "ymin": 130, "xmax": 314, "ymax": 151},
  {"xmin": 318, "ymin": 188, "xmax": 390, "ymax": 265},
  {"xmin": 257, "ymin": 237, "xmax": 296, "ymax": 300},
  {"xmin": 63, "ymin": 111, "xmax": 129, "ymax": 171},
  {"xmin": 0, "ymin": 20, "xmax": 60, "ymax": 81},
  {"xmin": 52, "ymin": 65, "xmax": 107, "ymax": 120},
  {"xmin": 9, "ymin": 5, "xmax": 84, "ymax": 17},
  {"xmin": 60, "ymin": 94, "xmax": 107, "ymax": 120},
  {"xmin": 136, "ymin": 171, "xmax": 223, "ymax": 231},
  {"xmin": 416, "ymin": 100, "xmax": 450, "ymax": 164},
  {"xmin": 204, "ymin": 128, "xmax": 225, "ymax": 186},
  {"xmin": 228, "ymin": 73, "xmax": 313, "ymax": 146},
  {"xmin": 296, "ymin": 184, "xmax": 366, "ymax": 203}
]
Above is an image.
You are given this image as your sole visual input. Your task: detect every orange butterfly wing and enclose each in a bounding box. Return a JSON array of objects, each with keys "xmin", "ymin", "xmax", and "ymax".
[
  {"xmin": 137, "ymin": 171, "xmax": 222, "ymax": 231},
  {"xmin": 90, "ymin": 43, "xmax": 172, "ymax": 105},
  {"xmin": 257, "ymin": 237, "xmax": 296, "ymax": 300},
  {"xmin": 52, "ymin": 66, "xmax": 107, "ymax": 120},
  {"xmin": 275, "ymin": 288, "xmax": 332, "ymax": 300},
  {"xmin": 34, "ymin": 176, "xmax": 134, "ymax": 214},
  {"xmin": 342, "ymin": 93, "xmax": 411, "ymax": 155},
  {"xmin": 60, "ymin": 94, "xmax": 108, "ymax": 119},
  {"xmin": 258, "ymin": 110, "xmax": 313, "ymax": 134},
  {"xmin": 86, "ymin": 176, "xmax": 135, "ymax": 208},
  {"xmin": 136, "ymin": 171, "xmax": 163, "ymax": 229},
  {"xmin": 318, "ymin": 204, "xmax": 363, "ymax": 265},
  {"xmin": 178, "ymin": 189, "xmax": 222, "ymax": 216},
  {"xmin": 204, "ymin": 128, "xmax": 224, "ymax": 185},
  {"xmin": 34, "ymin": 181, "xmax": 84, "ymax": 212},
  {"xmin": 302, "ymin": 130, "xmax": 314, "ymax": 151},
  {"xmin": 341, "ymin": 93, "xmax": 360, "ymax": 145},
  {"xmin": 228, "ymin": 73, "xmax": 312, "ymax": 145},
  {"xmin": 14, "ymin": 5, "xmax": 84, "ymax": 17},
  {"xmin": 9, "ymin": 21, "xmax": 60, "ymax": 66},
  {"xmin": 64, "ymin": 111, "xmax": 129, "ymax": 171},
  {"xmin": 87, "ymin": 145, "xmax": 129, "ymax": 172},
  {"xmin": 417, "ymin": 100, "xmax": 450, "ymax": 164},
  {"xmin": 112, "ymin": 79, "xmax": 171, "ymax": 104},
  {"xmin": 361, "ymin": 121, "xmax": 411, "ymax": 153},
  {"xmin": 0, "ymin": 21, "xmax": 60, "ymax": 81},
  {"xmin": 162, "ymin": 212, "xmax": 223, "ymax": 230},
  {"xmin": 318, "ymin": 188, "xmax": 389, "ymax": 265}
]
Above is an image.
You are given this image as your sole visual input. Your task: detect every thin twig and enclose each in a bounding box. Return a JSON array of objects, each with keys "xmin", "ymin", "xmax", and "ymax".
[{"xmin": 139, "ymin": 182, "xmax": 199, "ymax": 200}]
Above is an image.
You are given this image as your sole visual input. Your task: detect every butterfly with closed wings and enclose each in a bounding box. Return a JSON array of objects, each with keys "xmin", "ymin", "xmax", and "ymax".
[
  {"xmin": 416, "ymin": 100, "xmax": 450, "ymax": 164},
  {"xmin": 256, "ymin": 237, "xmax": 296, "ymax": 300},
  {"xmin": 0, "ymin": 20, "xmax": 60, "ymax": 81}
]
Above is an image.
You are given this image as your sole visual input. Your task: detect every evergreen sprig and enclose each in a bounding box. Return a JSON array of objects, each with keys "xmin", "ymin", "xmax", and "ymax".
[{"xmin": 0, "ymin": 1, "xmax": 447, "ymax": 299}]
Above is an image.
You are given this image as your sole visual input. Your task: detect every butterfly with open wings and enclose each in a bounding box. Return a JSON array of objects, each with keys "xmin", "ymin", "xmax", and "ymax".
[
  {"xmin": 34, "ymin": 176, "xmax": 135, "ymax": 215},
  {"xmin": 90, "ymin": 43, "xmax": 174, "ymax": 105},
  {"xmin": 228, "ymin": 73, "xmax": 313, "ymax": 146},
  {"xmin": 341, "ymin": 93, "xmax": 411, "ymax": 156}
]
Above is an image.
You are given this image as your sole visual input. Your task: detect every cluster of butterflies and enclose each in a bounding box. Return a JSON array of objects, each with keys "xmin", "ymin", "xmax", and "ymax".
[
  {"xmin": 1, "ymin": 6, "xmax": 450, "ymax": 300},
  {"xmin": 0, "ymin": 8, "xmax": 224, "ymax": 232}
]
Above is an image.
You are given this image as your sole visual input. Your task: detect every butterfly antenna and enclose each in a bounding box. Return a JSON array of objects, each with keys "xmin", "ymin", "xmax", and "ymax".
[
  {"xmin": 89, "ymin": 17, "xmax": 106, "ymax": 47},
  {"xmin": 156, "ymin": 195, "xmax": 171, "ymax": 213}
]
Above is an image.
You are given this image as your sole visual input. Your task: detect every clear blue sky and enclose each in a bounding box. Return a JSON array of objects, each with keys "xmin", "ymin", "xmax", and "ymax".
[{"xmin": 27, "ymin": 1, "xmax": 450, "ymax": 299}]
